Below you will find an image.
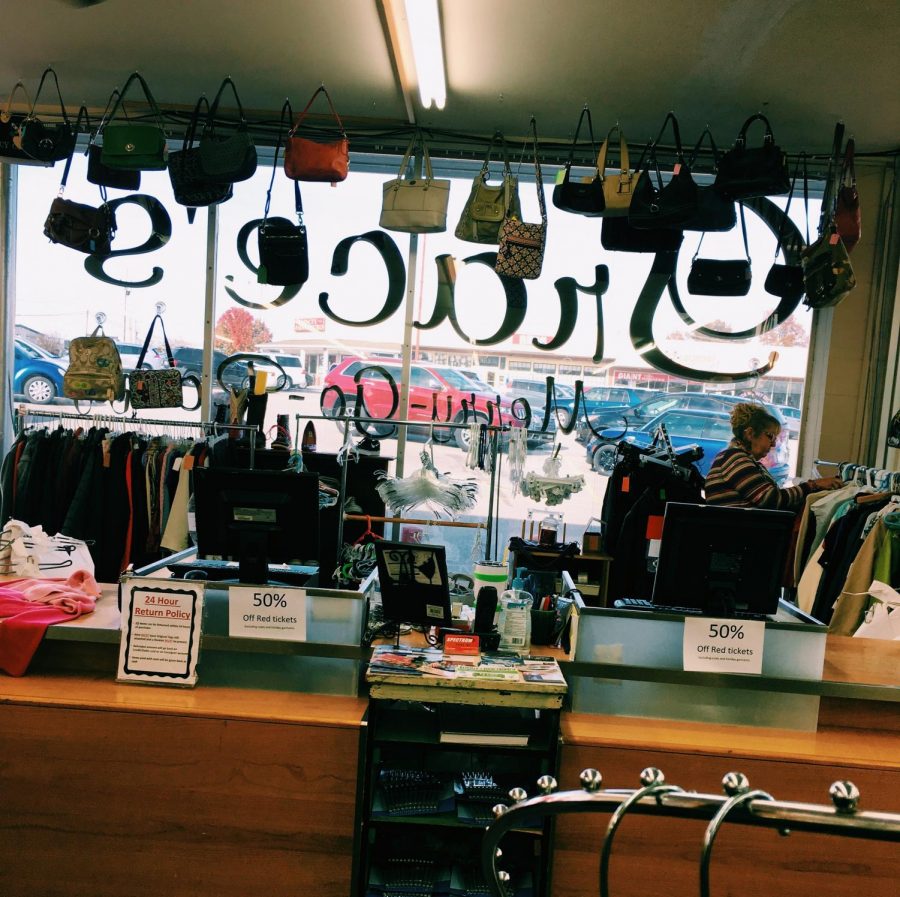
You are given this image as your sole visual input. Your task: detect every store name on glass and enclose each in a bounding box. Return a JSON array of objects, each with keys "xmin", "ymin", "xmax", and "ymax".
[{"xmin": 79, "ymin": 195, "xmax": 798, "ymax": 388}]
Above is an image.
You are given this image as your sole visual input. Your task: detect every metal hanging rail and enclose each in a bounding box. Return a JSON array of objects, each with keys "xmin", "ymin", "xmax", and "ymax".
[{"xmin": 343, "ymin": 513, "xmax": 486, "ymax": 530}]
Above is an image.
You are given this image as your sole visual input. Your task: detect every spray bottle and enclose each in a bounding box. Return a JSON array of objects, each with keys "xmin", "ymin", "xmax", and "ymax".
[{"xmin": 497, "ymin": 576, "xmax": 533, "ymax": 654}]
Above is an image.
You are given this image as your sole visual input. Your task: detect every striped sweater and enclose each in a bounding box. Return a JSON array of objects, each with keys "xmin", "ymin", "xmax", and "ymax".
[{"xmin": 704, "ymin": 441, "xmax": 809, "ymax": 511}]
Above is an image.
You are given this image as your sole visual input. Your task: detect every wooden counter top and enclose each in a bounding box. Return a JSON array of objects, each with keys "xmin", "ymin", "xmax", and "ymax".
[{"xmin": 0, "ymin": 671, "xmax": 367, "ymax": 729}]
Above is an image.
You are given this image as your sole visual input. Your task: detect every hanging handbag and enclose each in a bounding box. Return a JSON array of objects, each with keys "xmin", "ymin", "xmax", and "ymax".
[
  {"xmin": 714, "ymin": 113, "xmax": 790, "ymax": 199},
  {"xmin": 687, "ymin": 203, "xmax": 752, "ymax": 296},
  {"xmin": 629, "ymin": 112, "xmax": 698, "ymax": 230},
  {"xmin": 596, "ymin": 126, "xmax": 640, "ymax": 216},
  {"xmin": 379, "ymin": 132, "xmax": 450, "ymax": 233},
  {"xmin": 496, "ymin": 117, "xmax": 547, "ymax": 280},
  {"xmin": 552, "ymin": 106, "xmax": 605, "ymax": 216},
  {"xmin": 600, "ymin": 216, "xmax": 683, "ymax": 253},
  {"xmin": 682, "ymin": 128, "xmax": 736, "ymax": 232},
  {"xmin": 834, "ymin": 138, "xmax": 860, "ymax": 252},
  {"xmin": 100, "ymin": 72, "xmax": 168, "ymax": 171},
  {"xmin": 167, "ymin": 95, "xmax": 233, "ymax": 218},
  {"xmin": 764, "ymin": 154, "xmax": 807, "ymax": 302},
  {"xmin": 0, "ymin": 82, "xmax": 50, "ymax": 166},
  {"xmin": 86, "ymin": 89, "xmax": 141, "ymax": 190},
  {"xmin": 16, "ymin": 68, "xmax": 76, "ymax": 165},
  {"xmin": 63, "ymin": 324, "xmax": 126, "ymax": 403},
  {"xmin": 802, "ymin": 225, "xmax": 856, "ymax": 310},
  {"xmin": 455, "ymin": 132, "xmax": 522, "ymax": 244},
  {"xmin": 43, "ymin": 108, "xmax": 116, "ymax": 256},
  {"xmin": 259, "ymin": 102, "xmax": 309, "ymax": 286},
  {"xmin": 284, "ymin": 85, "xmax": 349, "ymax": 183},
  {"xmin": 199, "ymin": 76, "xmax": 257, "ymax": 183},
  {"xmin": 129, "ymin": 314, "xmax": 200, "ymax": 410}
]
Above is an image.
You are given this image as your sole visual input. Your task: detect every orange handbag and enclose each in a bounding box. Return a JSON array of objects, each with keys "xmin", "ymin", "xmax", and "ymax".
[{"xmin": 284, "ymin": 85, "xmax": 349, "ymax": 183}]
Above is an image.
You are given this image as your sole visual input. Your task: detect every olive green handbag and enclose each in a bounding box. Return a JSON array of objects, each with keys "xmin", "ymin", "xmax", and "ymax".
[
  {"xmin": 454, "ymin": 132, "xmax": 522, "ymax": 244},
  {"xmin": 100, "ymin": 72, "xmax": 168, "ymax": 171}
]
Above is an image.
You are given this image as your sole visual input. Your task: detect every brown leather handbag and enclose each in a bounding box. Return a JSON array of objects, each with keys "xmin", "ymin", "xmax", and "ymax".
[{"xmin": 284, "ymin": 85, "xmax": 349, "ymax": 183}]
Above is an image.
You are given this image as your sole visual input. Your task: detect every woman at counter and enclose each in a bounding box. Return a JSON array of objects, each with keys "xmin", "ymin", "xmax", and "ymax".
[{"xmin": 705, "ymin": 403, "xmax": 841, "ymax": 510}]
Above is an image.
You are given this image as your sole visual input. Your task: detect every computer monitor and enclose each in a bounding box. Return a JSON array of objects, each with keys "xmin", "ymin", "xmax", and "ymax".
[
  {"xmin": 193, "ymin": 467, "xmax": 320, "ymax": 584},
  {"xmin": 651, "ymin": 502, "xmax": 795, "ymax": 618},
  {"xmin": 374, "ymin": 541, "xmax": 452, "ymax": 629}
]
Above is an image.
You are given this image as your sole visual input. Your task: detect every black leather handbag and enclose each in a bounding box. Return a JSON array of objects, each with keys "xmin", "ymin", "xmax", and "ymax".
[
  {"xmin": 17, "ymin": 68, "xmax": 76, "ymax": 165},
  {"xmin": 682, "ymin": 128, "xmax": 736, "ymax": 233},
  {"xmin": 687, "ymin": 203, "xmax": 751, "ymax": 296},
  {"xmin": 0, "ymin": 81, "xmax": 49, "ymax": 166},
  {"xmin": 168, "ymin": 95, "xmax": 233, "ymax": 218},
  {"xmin": 714, "ymin": 113, "xmax": 790, "ymax": 199},
  {"xmin": 86, "ymin": 89, "xmax": 141, "ymax": 190},
  {"xmin": 601, "ymin": 215, "xmax": 683, "ymax": 253},
  {"xmin": 628, "ymin": 112, "xmax": 698, "ymax": 230},
  {"xmin": 199, "ymin": 76, "xmax": 257, "ymax": 184},
  {"xmin": 765, "ymin": 154, "xmax": 807, "ymax": 301},
  {"xmin": 258, "ymin": 109, "xmax": 309, "ymax": 287},
  {"xmin": 552, "ymin": 106, "xmax": 605, "ymax": 216}
]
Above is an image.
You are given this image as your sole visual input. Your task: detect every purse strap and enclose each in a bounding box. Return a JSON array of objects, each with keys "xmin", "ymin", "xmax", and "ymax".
[
  {"xmin": 179, "ymin": 94, "xmax": 209, "ymax": 153},
  {"xmin": 819, "ymin": 122, "xmax": 845, "ymax": 234},
  {"xmin": 136, "ymin": 314, "xmax": 175, "ymax": 370},
  {"xmin": 101, "ymin": 71, "xmax": 166, "ymax": 134},
  {"xmin": 57, "ymin": 105, "xmax": 90, "ymax": 195},
  {"xmin": 206, "ymin": 76, "xmax": 247, "ymax": 133},
  {"xmin": 773, "ymin": 153, "xmax": 809, "ymax": 260},
  {"xmin": 525, "ymin": 116, "xmax": 547, "ymax": 224},
  {"xmin": 2, "ymin": 81, "xmax": 33, "ymax": 120},
  {"xmin": 734, "ymin": 113, "xmax": 775, "ymax": 148},
  {"xmin": 29, "ymin": 67, "xmax": 70, "ymax": 126},
  {"xmin": 479, "ymin": 131, "xmax": 514, "ymax": 178},
  {"xmin": 396, "ymin": 131, "xmax": 435, "ymax": 181},
  {"xmin": 692, "ymin": 202, "xmax": 749, "ymax": 262},
  {"xmin": 596, "ymin": 125, "xmax": 630, "ymax": 176},
  {"xmin": 564, "ymin": 105, "xmax": 598, "ymax": 172},
  {"xmin": 264, "ymin": 100, "xmax": 303, "ymax": 227},
  {"xmin": 289, "ymin": 84, "xmax": 346, "ymax": 137},
  {"xmin": 840, "ymin": 137, "xmax": 856, "ymax": 189},
  {"xmin": 688, "ymin": 127, "xmax": 721, "ymax": 172}
]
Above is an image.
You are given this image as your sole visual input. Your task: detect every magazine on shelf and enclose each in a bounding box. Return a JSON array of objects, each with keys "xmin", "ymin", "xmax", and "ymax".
[{"xmin": 438, "ymin": 705, "xmax": 534, "ymax": 746}]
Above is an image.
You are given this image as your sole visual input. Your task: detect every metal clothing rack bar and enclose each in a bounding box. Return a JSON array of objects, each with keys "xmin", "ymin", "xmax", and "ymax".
[
  {"xmin": 343, "ymin": 513, "xmax": 486, "ymax": 530},
  {"xmin": 482, "ymin": 771, "xmax": 900, "ymax": 896}
]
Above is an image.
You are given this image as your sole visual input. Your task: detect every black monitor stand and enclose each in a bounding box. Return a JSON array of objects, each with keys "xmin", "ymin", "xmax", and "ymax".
[{"xmin": 236, "ymin": 527, "xmax": 270, "ymax": 586}]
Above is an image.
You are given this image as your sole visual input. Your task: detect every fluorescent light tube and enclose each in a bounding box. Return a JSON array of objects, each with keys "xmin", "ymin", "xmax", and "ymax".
[{"xmin": 404, "ymin": 0, "xmax": 446, "ymax": 110}]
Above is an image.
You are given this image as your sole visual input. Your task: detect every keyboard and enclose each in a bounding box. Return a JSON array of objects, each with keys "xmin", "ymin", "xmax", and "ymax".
[
  {"xmin": 613, "ymin": 597, "xmax": 770, "ymax": 620},
  {"xmin": 168, "ymin": 557, "xmax": 317, "ymax": 587}
]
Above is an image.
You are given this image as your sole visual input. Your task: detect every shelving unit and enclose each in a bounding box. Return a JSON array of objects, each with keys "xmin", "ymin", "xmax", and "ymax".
[
  {"xmin": 508, "ymin": 546, "xmax": 612, "ymax": 607},
  {"xmin": 354, "ymin": 694, "xmax": 562, "ymax": 897}
]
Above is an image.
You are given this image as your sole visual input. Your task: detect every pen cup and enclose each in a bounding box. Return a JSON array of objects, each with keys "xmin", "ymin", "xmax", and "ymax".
[{"xmin": 530, "ymin": 609, "xmax": 556, "ymax": 645}]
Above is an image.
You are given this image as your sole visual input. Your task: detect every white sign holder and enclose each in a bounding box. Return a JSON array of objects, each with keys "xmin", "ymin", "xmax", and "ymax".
[{"xmin": 682, "ymin": 616, "xmax": 766, "ymax": 675}]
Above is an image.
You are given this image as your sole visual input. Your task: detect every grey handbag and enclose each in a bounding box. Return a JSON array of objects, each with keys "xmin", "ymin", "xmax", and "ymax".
[{"xmin": 380, "ymin": 133, "xmax": 450, "ymax": 234}]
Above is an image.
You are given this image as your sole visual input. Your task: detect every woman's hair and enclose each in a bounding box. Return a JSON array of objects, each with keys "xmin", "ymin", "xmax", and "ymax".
[{"xmin": 730, "ymin": 402, "xmax": 780, "ymax": 445}]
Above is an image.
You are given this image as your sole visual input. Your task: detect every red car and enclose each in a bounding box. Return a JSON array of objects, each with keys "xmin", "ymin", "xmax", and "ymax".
[{"xmin": 322, "ymin": 357, "xmax": 556, "ymax": 449}]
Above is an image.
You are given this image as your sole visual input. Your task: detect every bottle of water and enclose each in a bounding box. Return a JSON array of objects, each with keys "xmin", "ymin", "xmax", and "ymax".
[{"xmin": 497, "ymin": 576, "xmax": 533, "ymax": 655}]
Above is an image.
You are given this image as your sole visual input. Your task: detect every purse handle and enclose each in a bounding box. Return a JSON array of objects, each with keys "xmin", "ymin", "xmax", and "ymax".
[
  {"xmin": 135, "ymin": 313, "xmax": 175, "ymax": 370},
  {"xmin": 524, "ymin": 116, "xmax": 547, "ymax": 224},
  {"xmin": 688, "ymin": 127, "xmax": 721, "ymax": 172},
  {"xmin": 734, "ymin": 112, "xmax": 775, "ymax": 148},
  {"xmin": 289, "ymin": 84, "xmax": 346, "ymax": 138},
  {"xmin": 1, "ymin": 81, "xmax": 33, "ymax": 121},
  {"xmin": 692, "ymin": 202, "xmax": 749, "ymax": 262},
  {"xmin": 263, "ymin": 99, "xmax": 303, "ymax": 227},
  {"xmin": 177, "ymin": 94, "xmax": 210, "ymax": 155},
  {"xmin": 773, "ymin": 153, "xmax": 810, "ymax": 260},
  {"xmin": 840, "ymin": 137, "xmax": 856, "ymax": 189},
  {"xmin": 596, "ymin": 125, "xmax": 631, "ymax": 177},
  {"xmin": 396, "ymin": 131, "xmax": 436, "ymax": 182},
  {"xmin": 57, "ymin": 105, "xmax": 90, "ymax": 196},
  {"xmin": 100, "ymin": 71, "xmax": 166, "ymax": 134},
  {"xmin": 28, "ymin": 67, "xmax": 71, "ymax": 126},
  {"xmin": 206, "ymin": 76, "xmax": 248, "ymax": 140},
  {"xmin": 564, "ymin": 105, "xmax": 598, "ymax": 173},
  {"xmin": 479, "ymin": 131, "xmax": 514, "ymax": 179}
]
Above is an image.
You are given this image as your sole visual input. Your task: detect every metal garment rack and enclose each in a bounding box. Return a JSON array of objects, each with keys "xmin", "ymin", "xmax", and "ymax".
[
  {"xmin": 481, "ymin": 769, "xmax": 900, "ymax": 897},
  {"xmin": 816, "ymin": 457, "xmax": 900, "ymax": 490}
]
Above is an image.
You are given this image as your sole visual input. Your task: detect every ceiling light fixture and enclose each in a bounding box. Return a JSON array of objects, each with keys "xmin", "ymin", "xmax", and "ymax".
[{"xmin": 404, "ymin": 0, "xmax": 446, "ymax": 110}]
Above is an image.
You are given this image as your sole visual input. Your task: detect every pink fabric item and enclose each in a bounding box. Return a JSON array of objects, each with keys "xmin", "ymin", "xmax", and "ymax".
[{"xmin": 0, "ymin": 571, "xmax": 99, "ymax": 676}]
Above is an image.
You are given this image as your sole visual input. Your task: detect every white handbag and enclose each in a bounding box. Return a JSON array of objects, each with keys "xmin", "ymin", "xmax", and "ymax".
[{"xmin": 380, "ymin": 134, "xmax": 450, "ymax": 234}]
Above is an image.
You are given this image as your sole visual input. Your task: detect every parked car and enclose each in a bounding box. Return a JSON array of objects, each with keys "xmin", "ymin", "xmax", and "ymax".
[
  {"xmin": 459, "ymin": 370, "xmax": 494, "ymax": 392},
  {"xmin": 503, "ymin": 377, "xmax": 576, "ymax": 415},
  {"xmin": 587, "ymin": 392, "xmax": 790, "ymax": 485},
  {"xmin": 575, "ymin": 386, "xmax": 660, "ymax": 439},
  {"xmin": 275, "ymin": 354, "xmax": 312, "ymax": 389},
  {"xmin": 14, "ymin": 338, "xmax": 66, "ymax": 404},
  {"xmin": 172, "ymin": 347, "xmax": 244, "ymax": 388},
  {"xmin": 776, "ymin": 404, "xmax": 802, "ymax": 438},
  {"xmin": 323, "ymin": 357, "xmax": 556, "ymax": 449},
  {"xmin": 115, "ymin": 342, "xmax": 165, "ymax": 371}
]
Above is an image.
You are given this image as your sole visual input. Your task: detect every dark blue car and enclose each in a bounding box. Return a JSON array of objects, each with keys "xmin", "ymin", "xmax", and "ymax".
[
  {"xmin": 14, "ymin": 339, "xmax": 66, "ymax": 404},
  {"xmin": 587, "ymin": 407, "xmax": 790, "ymax": 484}
]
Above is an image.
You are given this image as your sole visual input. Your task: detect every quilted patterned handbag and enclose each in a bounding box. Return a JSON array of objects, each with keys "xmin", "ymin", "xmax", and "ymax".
[
  {"xmin": 199, "ymin": 76, "xmax": 257, "ymax": 183},
  {"xmin": 284, "ymin": 85, "xmax": 349, "ymax": 183},
  {"xmin": 495, "ymin": 118, "xmax": 547, "ymax": 280},
  {"xmin": 128, "ymin": 314, "xmax": 200, "ymax": 410},
  {"xmin": 455, "ymin": 132, "xmax": 522, "ymax": 244}
]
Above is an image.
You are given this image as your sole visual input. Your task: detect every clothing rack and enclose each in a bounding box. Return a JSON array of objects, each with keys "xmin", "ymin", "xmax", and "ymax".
[
  {"xmin": 481, "ymin": 769, "xmax": 900, "ymax": 897},
  {"xmin": 815, "ymin": 457, "xmax": 900, "ymax": 490}
]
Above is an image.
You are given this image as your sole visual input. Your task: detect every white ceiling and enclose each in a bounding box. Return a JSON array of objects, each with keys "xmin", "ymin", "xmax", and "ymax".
[{"xmin": 3, "ymin": 0, "xmax": 899, "ymax": 156}]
